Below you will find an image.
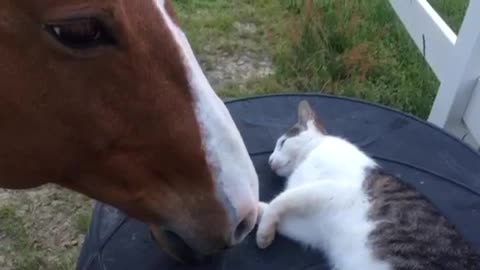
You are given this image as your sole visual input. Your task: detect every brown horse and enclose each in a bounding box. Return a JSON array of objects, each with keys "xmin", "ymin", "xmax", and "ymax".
[{"xmin": 0, "ymin": 0, "xmax": 259, "ymax": 262}]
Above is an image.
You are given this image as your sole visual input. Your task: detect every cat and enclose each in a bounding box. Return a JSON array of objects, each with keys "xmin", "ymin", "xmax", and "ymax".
[{"xmin": 256, "ymin": 100, "xmax": 480, "ymax": 270}]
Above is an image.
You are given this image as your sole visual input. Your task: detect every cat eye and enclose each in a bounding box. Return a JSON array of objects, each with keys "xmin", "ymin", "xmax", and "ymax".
[
  {"xmin": 279, "ymin": 138, "xmax": 287, "ymax": 148},
  {"xmin": 44, "ymin": 17, "xmax": 117, "ymax": 50}
]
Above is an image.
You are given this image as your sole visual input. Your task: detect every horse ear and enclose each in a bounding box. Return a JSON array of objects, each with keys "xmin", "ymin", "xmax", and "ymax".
[
  {"xmin": 297, "ymin": 100, "xmax": 316, "ymax": 126},
  {"xmin": 297, "ymin": 100, "xmax": 328, "ymax": 134}
]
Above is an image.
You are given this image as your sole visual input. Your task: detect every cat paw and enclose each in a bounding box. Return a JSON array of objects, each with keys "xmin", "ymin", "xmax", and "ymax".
[
  {"xmin": 256, "ymin": 225, "xmax": 276, "ymax": 249},
  {"xmin": 256, "ymin": 208, "xmax": 277, "ymax": 249}
]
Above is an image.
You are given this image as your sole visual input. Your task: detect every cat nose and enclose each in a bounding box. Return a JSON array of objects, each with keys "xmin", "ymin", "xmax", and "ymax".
[{"xmin": 268, "ymin": 158, "xmax": 279, "ymax": 171}]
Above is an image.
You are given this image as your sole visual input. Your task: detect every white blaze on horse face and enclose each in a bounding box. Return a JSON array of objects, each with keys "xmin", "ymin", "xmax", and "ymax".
[{"xmin": 154, "ymin": 1, "xmax": 259, "ymax": 243}]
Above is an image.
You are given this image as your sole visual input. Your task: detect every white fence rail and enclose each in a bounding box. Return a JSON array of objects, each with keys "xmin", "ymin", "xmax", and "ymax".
[{"xmin": 390, "ymin": 0, "xmax": 480, "ymax": 149}]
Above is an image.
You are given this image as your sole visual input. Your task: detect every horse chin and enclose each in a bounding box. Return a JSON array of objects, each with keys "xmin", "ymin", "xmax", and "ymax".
[{"xmin": 149, "ymin": 226, "xmax": 214, "ymax": 265}]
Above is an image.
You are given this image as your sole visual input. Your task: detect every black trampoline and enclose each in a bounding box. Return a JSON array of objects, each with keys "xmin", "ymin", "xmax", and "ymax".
[{"xmin": 76, "ymin": 94, "xmax": 480, "ymax": 270}]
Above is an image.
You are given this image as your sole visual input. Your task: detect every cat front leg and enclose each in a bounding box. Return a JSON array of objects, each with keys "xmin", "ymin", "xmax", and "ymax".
[
  {"xmin": 256, "ymin": 181, "xmax": 350, "ymax": 249},
  {"xmin": 256, "ymin": 202, "xmax": 279, "ymax": 248}
]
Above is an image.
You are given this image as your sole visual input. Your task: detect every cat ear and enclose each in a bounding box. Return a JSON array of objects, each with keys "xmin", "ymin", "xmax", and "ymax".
[
  {"xmin": 297, "ymin": 100, "xmax": 328, "ymax": 134},
  {"xmin": 297, "ymin": 100, "xmax": 316, "ymax": 126}
]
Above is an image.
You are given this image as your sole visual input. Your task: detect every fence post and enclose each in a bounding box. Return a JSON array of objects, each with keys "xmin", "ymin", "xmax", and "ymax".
[
  {"xmin": 463, "ymin": 79, "xmax": 480, "ymax": 148},
  {"xmin": 427, "ymin": 0, "xmax": 480, "ymax": 138}
]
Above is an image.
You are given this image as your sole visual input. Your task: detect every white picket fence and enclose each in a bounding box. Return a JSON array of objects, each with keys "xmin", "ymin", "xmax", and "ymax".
[{"xmin": 389, "ymin": 0, "xmax": 480, "ymax": 149}]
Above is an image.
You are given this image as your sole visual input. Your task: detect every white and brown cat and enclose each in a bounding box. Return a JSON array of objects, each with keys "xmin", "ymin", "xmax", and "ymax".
[{"xmin": 256, "ymin": 100, "xmax": 480, "ymax": 270}]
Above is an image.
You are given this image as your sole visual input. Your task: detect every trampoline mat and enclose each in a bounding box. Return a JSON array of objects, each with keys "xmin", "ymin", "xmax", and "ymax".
[{"xmin": 76, "ymin": 94, "xmax": 480, "ymax": 270}]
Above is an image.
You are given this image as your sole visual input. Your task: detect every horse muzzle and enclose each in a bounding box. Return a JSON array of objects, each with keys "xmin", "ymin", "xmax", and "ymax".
[{"xmin": 149, "ymin": 226, "xmax": 225, "ymax": 265}]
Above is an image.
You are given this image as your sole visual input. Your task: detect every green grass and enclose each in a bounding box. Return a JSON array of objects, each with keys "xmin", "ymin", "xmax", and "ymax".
[
  {"xmin": 174, "ymin": 0, "xmax": 469, "ymax": 119},
  {"xmin": 429, "ymin": 0, "xmax": 469, "ymax": 33},
  {"xmin": 0, "ymin": 205, "xmax": 45, "ymax": 270},
  {"xmin": 75, "ymin": 209, "xmax": 91, "ymax": 235},
  {"xmin": 173, "ymin": 0, "xmax": 289, "ymax": 53},
  {"xmin": 172, "ymin": 0, "xmax": 291, "ymax": 96},
  {"xmin": 272, "ymin": 0, "xmax": 440, "ymax": 118},
  {"xmin": 0, "ymin": 191, "xmax": 90, "ymax": 270}
]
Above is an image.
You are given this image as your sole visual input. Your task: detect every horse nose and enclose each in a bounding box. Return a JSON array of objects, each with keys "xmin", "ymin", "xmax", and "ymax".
[{"xmin": 229, "ymin": 203, "xmax": 257, "ymax": 245}]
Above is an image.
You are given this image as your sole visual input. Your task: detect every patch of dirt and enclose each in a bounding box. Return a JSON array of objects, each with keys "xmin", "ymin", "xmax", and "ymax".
[
  {"xmin": 205, "ymin": 50, "xmax": 274, "ymax": 89},
  {"xmin": 202, "ymin": 22, "xmax": 274, "ymax": 90},
  {"xmin": 0, "ymin": 21, "xmax": 273, "ymax": 270}
]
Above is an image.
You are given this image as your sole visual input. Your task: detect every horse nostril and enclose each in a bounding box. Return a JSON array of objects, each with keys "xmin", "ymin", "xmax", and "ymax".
[
  {"xmin": 232, "ymin": 209, "xmax": 255, "ymax": 244},
  {"xmin": 234, "ymin": 219, "xmax": 248, "ymax": 242}
]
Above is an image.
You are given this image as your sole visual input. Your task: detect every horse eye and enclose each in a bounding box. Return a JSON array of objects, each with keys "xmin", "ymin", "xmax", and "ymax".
[{"xmin": 44, "ymin": 18, "xmax": 116, "ymax": 50}]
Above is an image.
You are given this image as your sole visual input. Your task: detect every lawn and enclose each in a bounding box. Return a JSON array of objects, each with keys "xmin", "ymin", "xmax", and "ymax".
[{"xmin": 173, "ymin": 0, "xmax": 469, "ymax": 119}]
